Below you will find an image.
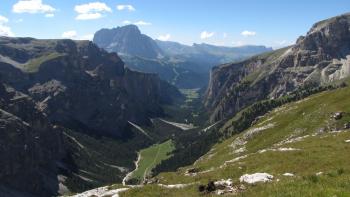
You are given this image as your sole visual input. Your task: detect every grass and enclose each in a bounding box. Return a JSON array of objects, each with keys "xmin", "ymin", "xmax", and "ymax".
[
  {"xmin": 180, "ymin": 88, "xmax": 200, "ymax": 104},
  {"xmin": 22, "ymin": 52, "xmax": 64, "ymax": 72},
  {"xmin": 129, "ymin": 140, "xmax": 175, "ymax": 182},
  {"xmin": 120, "ymin": 84, "xmax": 350, "ymax": 196},
  {"xmin": 162, "ymin": 88, "xmax": 208, "ymax": 125}
]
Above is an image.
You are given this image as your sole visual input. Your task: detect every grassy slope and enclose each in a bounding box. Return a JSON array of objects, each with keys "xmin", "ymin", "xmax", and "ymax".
[
  {"xmin": 130, "ymin": 140, "xmax": 175, "ymax": 181},
  {"xmin": 121, "ymin": 85, "xmax": 350, "ymax": 196},
  {"xmin": 22, "ymin": 52, "xmax": 64, "ymax": 72}
]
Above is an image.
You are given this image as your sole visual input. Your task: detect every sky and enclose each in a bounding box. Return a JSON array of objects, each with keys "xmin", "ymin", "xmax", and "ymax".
[{"xmin": 0, "ymin": 0, "xmax": 349, "ymax": 48}]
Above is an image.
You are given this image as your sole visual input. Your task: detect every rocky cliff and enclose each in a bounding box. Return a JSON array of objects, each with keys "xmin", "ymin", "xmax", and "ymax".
[
  {"xmin": 205, "ymin": 13, "xmax": 350, "ymax": 122},
  {"xmin": 0, "ymin": 37, "xmax": 181, "ymax": 196},
  {"xmin": 0, "ymin": 81, "xmax": 64, "ymax": 196},
  {"xmin": 93, "ymin": 25, "xmax": 163, "ymax": 59},
  {"xmin": 0, "ymin": 37, "xmax": 180, "ymax": 137}
]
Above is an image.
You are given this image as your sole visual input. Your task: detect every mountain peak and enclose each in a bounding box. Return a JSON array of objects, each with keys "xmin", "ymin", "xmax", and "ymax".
[
  {"xmin": 295, "ymin": 13, "xmax": 350, "ymax": 57},
  {"xmin": 116, "ymin": 24, "xmax": 141, "ymax": 35},
  {"xmin": 93, "ymin": 25, "xmax": 163, "ymax": 59}
]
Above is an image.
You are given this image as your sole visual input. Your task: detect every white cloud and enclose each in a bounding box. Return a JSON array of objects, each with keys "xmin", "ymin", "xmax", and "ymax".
[
  {"xmin": 61, "ymin": 31, "xmax": 94, "ymax": 41},
  {"xmin": 13, "ymin": 0, "xmax": 55, "ymax": 15},
  {"xmin": 158, "ymin": 34, "xmax": 171, "ymax": 41},
  {"xmin": 123, "ymin": 20, "xmax": 151, "ymax": 26},
  {"xmin": 76, "ymin": 13, "xmax": 103, "ymax": 20},
  {"xmin": 15, "ymin": 18, "xmax": 24, "ymax": 23},
  {"xmin": 75, "ymin": 2, "xmax": 112, "ymax": 20},
  {"xmin": 241, "ymin": 30, "xmax": 256, "ymax": 37},
  {"xmin": 200, "ymin": 31, "xmax": 215, "ymax": 39},
  {"xmin": 0, "ymin": 26, "xmax": 14, "ymax": 37},
  {"xmin": 123, "ymin": 20, "xmax": 131, "ymax": 24},
  {"xmin": 232, "ymin": 41, "xmax": 244, "ymax": 47},
  {"xmin": 62, "ymin": 30, "xmax": 77, "ymax": 39},
  {"xmin": 223, "ymin": 32, "xmax": 227, "ymax": 38},
  {"xmin": 45, "ymin": 13, "xmax": 54, "ymax": 17},
  {"xmin": 117, "ymin": 5, "xmax": 135, "ymax": 11},
  {"xmin": 134, "ymin": 20, "xmax": 151, "ymax": 26},
  {"xmin": 0, "ymin": 15, "xmax": 9, "ymax": 24},
  {"xmin": 80, "ymin": 34, "xmax": 94, "ymax": 40},
  {"xmin": 0, "ymin": 15, "xmax": 14, "ymax": 37}
]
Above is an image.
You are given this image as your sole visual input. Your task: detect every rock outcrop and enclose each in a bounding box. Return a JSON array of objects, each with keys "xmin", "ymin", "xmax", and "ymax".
[{"xmin": 205, "ymin": 13, "xmax": 350, "ymax": 122}]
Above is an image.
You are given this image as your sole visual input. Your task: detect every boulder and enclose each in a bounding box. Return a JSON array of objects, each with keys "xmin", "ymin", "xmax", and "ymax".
[{"xmin": 239, "ymin": 173, "xmax": 274, "ymax": 184}]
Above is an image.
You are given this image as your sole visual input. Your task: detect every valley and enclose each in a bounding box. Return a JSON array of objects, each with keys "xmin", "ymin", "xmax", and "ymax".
[
  {"xmin": 66, "ymin": 12, "xmax": 350, "ymax": 197},
  {"xmin": 0, "ymin": 2, "xmax": 349, "ymax": 197}
]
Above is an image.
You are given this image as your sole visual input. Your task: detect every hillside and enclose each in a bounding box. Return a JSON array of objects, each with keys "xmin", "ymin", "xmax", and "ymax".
[
  {"xmin": 205, "ymin": 13, "xmax": 350, "ymax": 122},
  {"xmin": 93, "ymin": 80, "xmax": 350, "ymax": 197}
]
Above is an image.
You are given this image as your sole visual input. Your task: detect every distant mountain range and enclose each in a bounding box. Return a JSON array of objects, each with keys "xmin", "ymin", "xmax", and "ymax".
[{"xmin": 93, "ymin": 25, "xmax": 272, "ymax": 88}]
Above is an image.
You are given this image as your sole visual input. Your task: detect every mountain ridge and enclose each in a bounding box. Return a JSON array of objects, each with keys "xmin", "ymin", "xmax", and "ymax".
[
  {"xmin": 93, "ymin": 25, "xmax": 272, "ymax": 88},
  {"xmin": 205, "ymin": 13, "xmax": 350, "ymax": 122}
]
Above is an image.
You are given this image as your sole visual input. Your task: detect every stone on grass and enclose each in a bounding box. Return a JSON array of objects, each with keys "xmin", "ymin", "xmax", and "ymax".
[
  {"xmin": 283, "ymin": 173, "xmax": 294, "ymax": 176},
  {"xmin": 239, "ymin": 173, "xmax": 273, "ymax": 184}
]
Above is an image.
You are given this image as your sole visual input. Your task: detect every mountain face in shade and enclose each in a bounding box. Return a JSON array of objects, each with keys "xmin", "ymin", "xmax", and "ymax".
[
  {"xmin": 93, "ymin": 25, "xmax": 163, "ymax": 59},
  {"xmin": 205, "ymin": 13, "xmax": 350, "ymax": 122},
  {"xmin": 0, "ymin": 37, "xmax": 181, "ymax": 196}
]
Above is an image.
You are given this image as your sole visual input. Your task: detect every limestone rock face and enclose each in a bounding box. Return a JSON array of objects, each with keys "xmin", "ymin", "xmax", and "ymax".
[
  {"xmin": 93, "ymin": 25, "xmax": 164, "ymax": 59},
  {"xmin": 0, "ymin": 37, "xmax": 179, "ymax": 137},
  {"xmin": 0, "ymin": 83, "xmax": 64, "ymax": 197},
  {"xmin": 205, "ymin": 13, "xmax": 350, "ymax": 122},
  {"xmin": 0, "ymin": 37, "xmax": 181, "ymax": 195}
]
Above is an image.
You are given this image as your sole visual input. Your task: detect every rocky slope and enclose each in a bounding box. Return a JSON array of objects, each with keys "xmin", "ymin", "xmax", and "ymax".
[
  {"xmin": 0, "ymin": 82, "xmax": 65, "ymax": 197},
  {"xmin": 0, "ymin": 37, "xmax": 181, "ymax": 196},
  {"xmin": 205, "ymin": 13, "xmax": 350, "ymax": 122}
]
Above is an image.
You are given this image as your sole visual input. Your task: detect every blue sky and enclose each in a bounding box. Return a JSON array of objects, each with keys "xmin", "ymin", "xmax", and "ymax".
[{"xmin": 0, "ymin": 0, "xmax": 349, "ymax": 48}]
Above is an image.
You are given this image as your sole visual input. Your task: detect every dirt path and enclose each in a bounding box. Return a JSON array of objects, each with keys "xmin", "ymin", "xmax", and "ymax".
[{"xmin": 122, "ymin": 153, "xmax": 141, "ymax": 185}]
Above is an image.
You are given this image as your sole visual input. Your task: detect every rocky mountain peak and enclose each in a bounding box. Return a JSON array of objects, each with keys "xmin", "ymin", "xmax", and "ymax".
[
  {"xmin": 93, "ymin": 25, "xmax": 163, "ymax": 59},
  {"xmin": 294, "ymin": 13, "xmax": 350, "ymax": 58}
]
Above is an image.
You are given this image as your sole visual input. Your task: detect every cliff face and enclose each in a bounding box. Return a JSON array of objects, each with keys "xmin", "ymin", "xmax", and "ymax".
[
  {"xmin": 205, "ymin": 13, "xmax": 350, "ymax": 122},
  {"xmin": 0, "ymin": 37, "xmax": 179, "ymax": 137},
  {"xmin": 93, "ymin": 25, "xmax": 163, "ymax": 59},
  {"xmin": 0, "ymin": 82, "xmax": 64, "ymax": 196},
  {"xmin": 0, "ymin": 37, "xmax": 180, "ymax": 195}
]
